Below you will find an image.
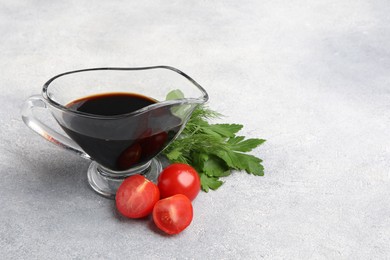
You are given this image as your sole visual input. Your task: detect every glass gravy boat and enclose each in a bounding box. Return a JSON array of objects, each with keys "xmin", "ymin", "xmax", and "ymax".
[{"xmin": 22, "ymin": 66, "xmax": 208, "ymax": 198}]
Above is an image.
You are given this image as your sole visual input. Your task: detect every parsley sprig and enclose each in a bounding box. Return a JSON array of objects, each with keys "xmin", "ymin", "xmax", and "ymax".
[{"xmin": 163, "ymin": 90, "xmax": 266, "ymax": 192}]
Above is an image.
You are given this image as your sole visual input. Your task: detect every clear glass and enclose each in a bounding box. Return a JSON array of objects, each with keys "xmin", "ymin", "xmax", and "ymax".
[{"xmin": 21, "ymin": 66, "xmax": 208, "ymax": 198}]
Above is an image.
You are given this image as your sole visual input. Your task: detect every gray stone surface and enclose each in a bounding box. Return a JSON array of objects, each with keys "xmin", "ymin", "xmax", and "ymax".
[{"xmin": 1, "ymin": 0, "xmax": 390, "ymax": 259}]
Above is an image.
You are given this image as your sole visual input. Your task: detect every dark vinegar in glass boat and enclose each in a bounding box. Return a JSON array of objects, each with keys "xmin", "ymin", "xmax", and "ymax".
[{"xmin": 60, "ymin": 92, "xmax": 182, "ymax": 171}]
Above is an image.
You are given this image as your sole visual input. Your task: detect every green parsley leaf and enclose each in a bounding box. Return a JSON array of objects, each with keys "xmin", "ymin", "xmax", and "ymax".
[
  {"xmin": 203, "ymin": 155, "xmax": 231, "ymax": 177},
  {"xmin": 227, "ymin": 137, "xmax": 266, "ymax": 152},
  {"xmin": 166, "ymin": 89, "xmax": 185, "ymax": 100},
  {"xmin": 204, "ymin": 124, "xmax": 243, "ymax": 138},
  {"xmin": 163, "ymin": 90, "xmax": 266, "ymax": 192},
  {"xmin": 200, "ymin": 173, "xmax": 224, "ymax": 192}
]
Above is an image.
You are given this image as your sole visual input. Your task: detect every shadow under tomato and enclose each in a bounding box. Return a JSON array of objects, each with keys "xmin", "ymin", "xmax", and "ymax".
[
  {"xmin": 147, "ymin": 220, "xmax": 174, "ymax": 237},
  {"xmin": 110, "ymin": 201, "xmax": 153, "ymax": 223},
  {"xmin": 110, "ymin": 200, "xmax": 178, "ymax": 236}
]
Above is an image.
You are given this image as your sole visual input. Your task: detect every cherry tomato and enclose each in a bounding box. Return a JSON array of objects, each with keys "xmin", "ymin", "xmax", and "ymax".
[
  {"xmin": 117, "ymin": 143, "xmax": 142, "ymax": 170},
  {"xmin": 153, "ymin": 194, "xmax": 193, "ymax": 235},
  {"xmin": 140, "ymin": 131, "xmax": 168, "ymax": 158},
  {"xmin": 158, "ymin": 163, "xmax": 200, "ymax": 201},
  {"xmin": 115, "ymin": 175, "xmax": 160, "ymax": 218}
]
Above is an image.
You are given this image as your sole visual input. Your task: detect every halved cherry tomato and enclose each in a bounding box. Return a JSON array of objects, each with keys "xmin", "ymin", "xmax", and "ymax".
[
  {"xmin": 158, "ymin": 163, "xmax": 200, "ymax": 201},
  {"xmin": 153, "ymin": 194, "xmax": 193, "ymax": 235},
  {"xmin": 115, "ymin": 175, "xmax": 160, "ymax": 218}
]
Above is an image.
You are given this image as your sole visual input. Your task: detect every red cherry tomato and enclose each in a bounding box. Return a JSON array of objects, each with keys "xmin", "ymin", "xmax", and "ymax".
[
  {"xmin": 140, "ymin": 131, "xmax": 168, "ymax": 158},
  {"xmin": 158, "ymin": 163, "xmax": 200, "ymax": 201},
  {"xmin": 117, "ymin": 143, "xmax": 142, "ymax": 170},
  {"xmin": 153, "ymin": 194, "xmax": 193, "ymax": 235},
  {"xmin": 115, "ymin": 175, "xmax": 160, "ymax": 218}
]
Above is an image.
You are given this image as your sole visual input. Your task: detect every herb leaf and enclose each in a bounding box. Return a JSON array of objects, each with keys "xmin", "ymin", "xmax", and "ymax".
[
  {"xmin": 163, "ymin": 91, "xmax": 266, "ymax": 192},
  {"xmin": 228, "ymin": 137, "xmax": 266, "ymax": 152},
  {"xmin": 166, "ymin": 89, "xmax": 185, "ymax": 100},
  {"xmin": 203, "ymin": 155, "xmax": 231, "ymax": 177},
  {"xmin": 200, "ymin": 174, "xmax": 224, "ymax": 192},
  {"xmin": 205, "ymin": 124, "xmax": 243, "ymax": 138}
]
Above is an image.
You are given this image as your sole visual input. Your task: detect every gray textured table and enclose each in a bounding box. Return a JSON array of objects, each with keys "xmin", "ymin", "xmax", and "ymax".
[{"xmin": 1, "ymin": 1, "xmax": 390, "ymax": 259}]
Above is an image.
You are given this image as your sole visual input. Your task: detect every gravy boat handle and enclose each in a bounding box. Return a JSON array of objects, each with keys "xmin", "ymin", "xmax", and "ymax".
[{"xmin": 21, "ymin": 95, "xmax": 91, "ymax": 160}]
